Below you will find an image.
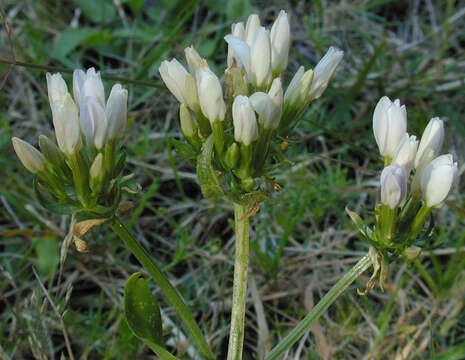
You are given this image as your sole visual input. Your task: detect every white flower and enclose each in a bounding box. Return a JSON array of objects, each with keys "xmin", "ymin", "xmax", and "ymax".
[
  {"xmin": 373, "ymin": 96, "xmax": 407, "ymax": 158},
  {"xmin": 392, "ymin": 133, "xmax": 418, "ymax": 175},
  {"xmin": 420, "ymin": 154, "xmax": 457, "ymax": 208},
  {"xmin": 245, "ymin": 14, "xmax": 260, "ymax": 46},
  {"xmin": 73, "ymin": 68, "xmax": 105, "ymax": 107},
  {"xmin": 380, "ymin": 164, "xmax": 408, "ymax": 209},
  {"xmin": 284, "ymin": 66, "xmax": 313, "ymax": 107},
  {"xmin": 105, "ymin": 84, "xmax": 128, "ymax": 141},
  {"xmin": 227, "ymin": 22, "xmax": 246, "ymax": 68},
  {"xmin": 158, "ymin": 59, "xmax": 199, "ymax": 110},
  {"xmin": 196, "ymin": 66, "xmax": 226, "ymax": 123},
  {"xmin": 184, "ymin": 46, "xmax": 204, "ymax": 76},
  {"xmin": 233, "ymin": 95, "xmax": 258, "ymax": 145},
  {"xmin": 46, "ymin": 73, "xmax": 68, "ymax": 104},
  {"xmin": 250, "ymin": 27, "xmax": 272, "ymax": 88},
  {"xmin": 414, "ymin": 117, "xmax": 444, "ymax": 170},
  {"xmin": 12, "ymin": 137, "xmax": 47, "ymax": 174},
  {"xmin": 51, "ymin": 93, "xmax": 81, "ymax": 155},
  {"xmin": 80, "ymin": 96, "xmax": 107, "ymax": 149},
  {"xmin": 270, "ymin": 10, "xmax": 291, "ymax": 74},
  {"xmin": 308, "ymin": 47, "xmax": 343, "ymax": 100},
  {"xmin": 249, "ymin": 78, "xmax": 283, "ymax": 130}
]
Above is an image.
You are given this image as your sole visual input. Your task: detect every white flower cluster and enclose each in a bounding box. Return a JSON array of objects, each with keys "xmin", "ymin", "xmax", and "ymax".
[
  {"xmin": 12, "ymin": 69, "xmax": 129, "ymax": 210},
  {"xmin": 374, "ymin": 96, "xmax": 457, "ymax": 209},
  {"xmin": 13, "ymin": 69, "xmax": 128, "ymax": 172},
  {"xmin": 159, "ymin": 10, "xmax": 343, "ymax": 188}
]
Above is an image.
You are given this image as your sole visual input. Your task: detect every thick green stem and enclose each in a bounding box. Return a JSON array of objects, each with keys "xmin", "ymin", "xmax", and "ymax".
[
  {"xmin": 110, "ymin": 217, "xmax": 215, "ymax": 360},
  {"xmin": 227, "ymin": 203, "xmax": 250, "ymax": 360},
  {"xmin": 265, "ymin": 254, "xmax": 372, "ymax": 360}
]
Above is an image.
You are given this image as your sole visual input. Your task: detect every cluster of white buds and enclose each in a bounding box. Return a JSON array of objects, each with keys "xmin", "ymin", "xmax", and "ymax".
[
  {"xmin": 362, "ymin": 96, "xmax": 458, "ymax": 265},
  {"xmin": 12, "ymin": 69, "xmax": 130, "ymax": 216},
  {"xmin": 159, "ymin": 10, "xmax": 343, "ymax": 197}
]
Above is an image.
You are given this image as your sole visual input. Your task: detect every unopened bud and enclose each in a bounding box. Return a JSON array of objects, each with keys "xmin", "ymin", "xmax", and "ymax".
[
  {"xmin": 307, "ymin": 47, "xmax": 343, "ymax": 100},
  {"xmin": 380, "ymin": 164, "xmax": 408, "ymax": 209},
  {"xmin": 270, "ymin": 10, "xmax": 291, "ymax": 74},
  {"xmin": 403, "ymin": 246, "xmax": 422, "ymax": 261},
  {"xmin": 420, "ymin": 154, "xmax": 457, "ymax": 208},
  {"xmin": 225, "ymin": 142, "xmax": 239, "ymax": 170},
  {"xmin": 105, "ymin": 84, "xmax": 128, "ymax": 141},
  {"xmin": 51, "ymin": 93, "xmax": 81, "ymax": 156},
  {"xmin": 12, "ymin": 137, "xmax": 47, "ymax": 174},
  {"xmin": 233, "ymin": 95, "xmax": 258, "ymax": 145},
  {"xmin": 250, "ymin": 27, "xmax": 272, "ymax": 88},
  {"xmin": 414, "ymin": 117, "xmax": 444, "ymax": 170},
  {"xmin": 73, "ymin": 68, "xmax": 105, "ymax": 108},
  {"xmin": 89, "ymin": 153, "xmax": 105, "ymax": 193},
  {"xmin": 373, "ymin": 96, "xmax": 407, "ymax": 159},
  {"xmin": 392, "ymin": 133, "xmax": 418, "ymax": 175},
  {"xmin": 46, "ymin": 73, "xmax": 68, "ymax": 104},
  {"xmin": 196, "ymin": 66, "xmax": 226, "ymax": 123}
]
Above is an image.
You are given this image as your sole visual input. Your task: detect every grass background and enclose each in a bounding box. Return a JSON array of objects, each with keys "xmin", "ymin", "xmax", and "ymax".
[{"xmin": 1, "ymin": 0, "xmax": 465, "ymax": 359}]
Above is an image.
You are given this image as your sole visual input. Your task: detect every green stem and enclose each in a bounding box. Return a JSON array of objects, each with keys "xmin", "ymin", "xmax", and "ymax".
[
  {"xmin": 110, "ymin": 217, "xmax": 215, "ymax": 360},
  {"xmin": 265, "ymin": 254, "xmax": 372, "ymax": 360},
  {"xmin": 227, "ymin": 203, "xmax": 250, "ymax": 360}
]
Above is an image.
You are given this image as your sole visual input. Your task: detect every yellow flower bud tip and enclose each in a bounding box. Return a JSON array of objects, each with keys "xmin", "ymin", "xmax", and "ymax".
[{"xmin": 179, "ymin": 104, "xmax": 197, "ymax": 138}]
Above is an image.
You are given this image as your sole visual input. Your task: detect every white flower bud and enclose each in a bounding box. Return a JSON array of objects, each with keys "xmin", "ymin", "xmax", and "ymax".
[
  {"xmin": 196, "ymin": 66, "xmax": 226, "ymax": 123},
  {"xmin": 270, "ymin": 10, "xmax": 291, "ymax": 74},
  {"xmin": 159, "ymin": 59, "xmax": 199, "ymax": 111},
  {"xmin": 284, "ymin": 66, "xmax": 313, "ymax": 107},
  {"xmin": 105, "ymin": 84, "xmax": 128, "ymax": 141},
  {"xmin": 227, "ymin": 22, "xmax": 246, "ymax": 67},
  {"xmin": 51, "ymin": 93, "xmax": 81, "ymax": 155},
  {"xmin": 308, "ymin": 47, "xmax": 343, "ymax": 100},
  {"xmin": 184, "ymin": 46, "xmax": 204, "ymax": 76},
  {"xmin": 380, "ymin": 164, "xmax": 408, "ymax": 209},
  {"xmin": 392, "ymin": 133, "xmax": 418, "ymax": 175},
  {"xmin": 420, "ymin": 154, "xmax": 457, "ymax": 208},
  {"xmin": 12, "ymin": 137, "xmax": 47, "ymax": 174},
  {"xmin": 250, "ymin": 27, "xmax": 272, "ymax": 88},
  {"xmin": 373, "ymin": 96, "xmax": 407, "ymax": 158},
  {"xmin": 414, "ymin": 117, "xmax": 444, "ymax": 170},
  {"xmin": 249, "ymin": 78, "xmax": 283, "ymax": 130},
  {"xmin": 233, "ymin": 95, "xmax": 258, "ymax": 145},
  {"xmin": 245, "ymin": 14, "xmax": 260, "ymax": 46},
  {"xmin": 73, "ymin": 68, "xmax": 105, "ymax": 108},
  {"xmin": 80, "ymin": 96, "xmax": 107, "ymax": 149},
  {"xmin": 224, "ymin": 35, "xmax": 251, "ymax": 74},
  {"xmin": 46, "ymin": 73, "xmax": 68, "ymax": 104}
]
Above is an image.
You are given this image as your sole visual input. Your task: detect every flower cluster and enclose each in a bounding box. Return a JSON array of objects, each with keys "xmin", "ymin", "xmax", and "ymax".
[
  {"xmin": 349, "ymin": 96, "xmax": 458, "ymax": 290},
  {"xmin": 159, "ymin": 11, "xmax": 343, "ymax": 202},
  {"xmin": 12, "ymin": 69, "xmax": 130, "ymax": 217}
]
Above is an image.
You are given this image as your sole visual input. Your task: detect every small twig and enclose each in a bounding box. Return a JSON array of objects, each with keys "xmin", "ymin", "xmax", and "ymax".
[{"xmin": 32, "ymin": 267, "xmax": 75, "ymax": 360}]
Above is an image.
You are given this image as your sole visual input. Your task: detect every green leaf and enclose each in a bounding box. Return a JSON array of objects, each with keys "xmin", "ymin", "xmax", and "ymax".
[
  {"xmin": 345, "ymin": 206, "xmax": 372, "ymax": 240},
  {"xmin": 51, "ymin": 28, "xmax": 98, "ymax": 59},
  {"xmin": 71, "ymin": 0, "xmax": 116, "ymax": 23},
  {"xmin": 124, "ymin": 272, "xmax": 163, "ymax": 345},
  {"xmin": 228, "ymin": 189, "xmax": 269, "ymax": 207},
  {"xmin": 196, "ymin": 135, "xmax": 224, "ymax": 199}
]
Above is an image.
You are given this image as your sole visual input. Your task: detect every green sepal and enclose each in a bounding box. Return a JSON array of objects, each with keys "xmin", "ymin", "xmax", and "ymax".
[
  {"xmin": 196, "ymin": 135, "xmax": 225, "ymax": 199},
  {"xmin": 33, "ymin": 178, "xmax": 80, "ymax": 215},
  {"xmin": 172, "ymin": 138, "xmax": 198, "ymax": 162},
  {"xmin": 124, "ymin": 272, "xmax": 164, "ymax": 346},
  {"xmin": 113, "ymin": 149, "xmax": 127, "ymax": 178},
  {"xmin": 345, "ymin": 206, "xmax": 373, "ymax": 241}
]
